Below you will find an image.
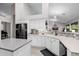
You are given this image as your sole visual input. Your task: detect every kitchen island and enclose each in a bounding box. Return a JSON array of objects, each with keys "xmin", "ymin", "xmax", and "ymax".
[
  {"xmin": 0, "ymin": 38, "xmax": 32, "ymax": 56},
  {"xmin": 29, "ymin": 33, "xmax": 79, "ymax": 56},
  {"xmin": 43, "ymin": 34, "xmax": 79, "ymax": 56}
]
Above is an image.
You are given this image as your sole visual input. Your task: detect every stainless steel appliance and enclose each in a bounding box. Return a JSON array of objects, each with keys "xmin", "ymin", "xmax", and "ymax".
[{"xmin": 16, "ymin": 23, "xmax": 27, "ymax": 39}]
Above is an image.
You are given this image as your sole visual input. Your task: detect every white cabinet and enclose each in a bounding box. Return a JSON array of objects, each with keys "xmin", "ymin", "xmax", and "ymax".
[
  {"xmin": 46, "ymin": 37, "xmax": 59, "ymax": 55},
  {"xmin": 51, "ymin": 39, "xmax": 60, "ymax": 55},
  {"xmin": 46, "ymin": 37, "xmax": 52, "ymax": 51},
  {"xmin": 29, "ymin": 35, "xmax": 38, "ymax": 47},
  {"xmin": 35, "ymin": 36, "xmax": 42, "ymax": 47},
  {"xmin": 29, "ymin": 35, "xmax": 46, "ymax": 47},
  {"xmin": 46, "ymin": 37, "xmax": 65, "ymax": 56},
  {"xmin": 39, "ymin": 36, "xmax": 46, "ymax": 47},
  {"xmin": 29, "ymin": 34, "xmax": 65, "ymax": 56}
]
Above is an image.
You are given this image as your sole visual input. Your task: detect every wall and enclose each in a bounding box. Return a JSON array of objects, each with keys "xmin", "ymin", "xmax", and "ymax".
[
  {"xmin": 15, "ymin": 3, "xmax": 51, "ymax": 34},
  {"xmin": 0, "ymin": 16, "xmax": 11, "ymax": 40},
  {"xmin": 1, "ymin": 22, "xmax": 11, "ymax": 38},
  {"xmin": 15, "ymin": 3, "xmax": 30, "ymax": 24},
  {"xmin": 28, "ymin": 19, "xmax": 46, "ymax": 33},
  {"xmin": 15, "ymin": 3, "xmax": 47, "ymax": 34},
  {"xmin": 0, "ymin": 16, "xmax": 11, "ymax": 32}
]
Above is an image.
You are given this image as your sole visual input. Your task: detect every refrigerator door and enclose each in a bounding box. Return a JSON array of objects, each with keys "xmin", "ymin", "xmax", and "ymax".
[{"xmin": 16, "ymin": 24, "xmax": 27, "ymax": 39}]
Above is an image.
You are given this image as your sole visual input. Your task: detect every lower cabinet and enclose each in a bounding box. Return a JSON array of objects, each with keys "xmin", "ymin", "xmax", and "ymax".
[
  {"xmin": 29, "ymin": 34, "xmax": 65, "ymax": 56},
  {"xmin": 46, "ymin": 37, "xmax": 52, "ymax": 51},
  {"xmin": 46, "ymin": 37, "xmax": 59, "ymax": 55},
  {"xmin": 51, "ymin": 39, "xmax": 60, "ymax": 55},
  {"xmin": 46, "ymin": 37, "xmax": 65, "ymax": 56},
  {"xmin": 29, "ymin": 35, "xmax": 46, "ymax": 47}
]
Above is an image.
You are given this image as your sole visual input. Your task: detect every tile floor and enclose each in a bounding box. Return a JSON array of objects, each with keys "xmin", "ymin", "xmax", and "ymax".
[{"xmin": 31, "ymin": 46, "xmax": 45, "ymax": 56}]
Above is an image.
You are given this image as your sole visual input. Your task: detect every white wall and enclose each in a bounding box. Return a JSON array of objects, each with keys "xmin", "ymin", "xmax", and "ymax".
[
  {"xmin": 15, "ymin": 3, "xmax": 49, "ymax": 34},
  {"xmin": 15, "ymin": 3, "xmax": 30, "ymax": 24},
  {"xmin": 0, "ymin": 16, "xmax": 11, "ymax": 31},
  {"xmin": 28, "ymin": 19, "xmax": 46, "ymax": 33},
  {"xmin": 0, "ymin": 16, "xmax": 11, "ymax": 39},
  {"xmin": 1, "ymin": 22, "xmax": 11, "ymax": 37}
]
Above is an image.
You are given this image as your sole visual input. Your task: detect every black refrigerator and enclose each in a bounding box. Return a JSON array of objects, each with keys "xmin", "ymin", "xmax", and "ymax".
[{"xmin": 16, "ymin": 23, "xmax": 27, "ymax": 39}]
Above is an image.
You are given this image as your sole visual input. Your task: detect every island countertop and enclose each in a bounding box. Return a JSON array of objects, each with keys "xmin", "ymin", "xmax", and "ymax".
[{"xmin": 0, "ymin": 38, "xmax": 32, "ymax": 52}]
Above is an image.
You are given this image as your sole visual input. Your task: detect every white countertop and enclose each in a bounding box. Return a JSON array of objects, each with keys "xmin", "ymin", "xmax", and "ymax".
[
  {"xmin": 0, "ymin": 38, "xmax": 32, "ymax": 52},
  {"xmin": 29, "ymin": 34, "xmax": 79, "ymax": 53},
  {"xmin": 44, "ymin": 34, "xmax": 79, "ymax": 53},
  {"xmin": 46, "ymin": 35, "xmax": 77, "ymax": 52}
]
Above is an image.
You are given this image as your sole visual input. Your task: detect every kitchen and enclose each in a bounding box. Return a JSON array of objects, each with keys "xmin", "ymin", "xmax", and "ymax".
[{"xmin": 0, "ymin": 3, "xmax": 79, "ymax": 56}]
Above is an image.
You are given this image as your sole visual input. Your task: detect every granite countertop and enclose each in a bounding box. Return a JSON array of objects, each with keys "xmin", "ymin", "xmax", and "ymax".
[{"xmin": 0, "ymin": 38, "xmax": 32, "ymax": 52}]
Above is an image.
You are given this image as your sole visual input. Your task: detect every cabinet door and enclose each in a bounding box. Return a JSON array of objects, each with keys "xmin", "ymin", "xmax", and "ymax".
[
  {"xmin": 45, "ymin": 37, "xmax": 60, "ymax": 56},
  {"xmin": 41, "ymin": 36, "xmax": 46, "ymax": 47},
  {"xmin": 36, "ymin": 36, "xmax": 45, "ymax": 47},
  {"xmin": 33, "ymin": 35, "xmax": 38, "ymax": 47},
  {"xmin": 46, "ymin": 37, "xmax": 51, "ymax": 51},
  {"xmin": 29, "ymin": 35, "xmax": 46, "ymax": 47},
  {"xmin": 36, "ymin": 36, "xmax": 42, "ymax": 47},
  {"xmin": 31, "ymin": 35, "xmax": 42, "ymax": 47},
  {"xmin": 51, "ymin": 39, "xmax": 59, "ymax": 56},
  {"xmin": 29, "ymin": 35, "xmax": 37, "ymax": 46},
  {"xmin": 45, "ymin": 36, "xmax": 48, "ymax": 47}
]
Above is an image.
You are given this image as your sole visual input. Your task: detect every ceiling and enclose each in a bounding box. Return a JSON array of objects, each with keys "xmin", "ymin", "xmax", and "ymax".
[
  {"xmin": 0, "ymin": 3, "xmax": 12, "ymax": 17},
  {"xmin": 49, "ymin": 3, "xmax": 79, "ymax": 24},
  {"xmin": 26, "ymin": 3, "xmax": 79, "ymax": 24},
  {"xmin": 26, "ymin": 3, "xmax": 42, "ymax": 15},
  {"xmin": 1, "ymin": 3, "xmax": 79, "ymax": 24}
]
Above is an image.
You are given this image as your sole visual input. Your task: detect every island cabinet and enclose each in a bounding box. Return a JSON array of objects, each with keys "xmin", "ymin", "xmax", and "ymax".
[
  {"xmin": 29, "ymin": 35, "xmax": 46, "ymax": 47},
  {"xmin": 29, "ymin": 34, "xmax": 65, "ymax": 56},
  {"xmin": 45, "ymin": 36, "xmax": 65, "ymax": 56}
]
